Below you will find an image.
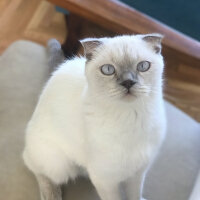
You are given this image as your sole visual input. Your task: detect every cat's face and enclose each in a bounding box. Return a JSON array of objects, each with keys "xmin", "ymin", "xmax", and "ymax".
[{"xmin": 81, "ymin": 34, "xmax": 164, "ymax": 102}]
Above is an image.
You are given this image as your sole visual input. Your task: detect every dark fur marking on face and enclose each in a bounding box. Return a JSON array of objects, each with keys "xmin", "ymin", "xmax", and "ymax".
[
  {"xmin": 154, "ymin": 46, "xmax": 161, "ymax": 54},
  {"xmin": 86, "ymin": 53, "xmax": 93, "ymax": 61},
  {"xmin": 80, "ymin": 39, "xmax": 103, "ymax": 61},
  {"xmin": 112, "ymin": 46, "xmax": 135, "ymax": 75},
  {"xmin": 142, "ymin": 34, "xmax": 163, "ymax": 54}
]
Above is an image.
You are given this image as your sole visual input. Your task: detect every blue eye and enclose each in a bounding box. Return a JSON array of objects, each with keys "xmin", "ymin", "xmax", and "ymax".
[
  {"xmin": 137, "ymin": 61, "xmax": 151, "ymax": 72},
  {"xmin": 101, "ymin": 64, "xmax": 115, "ymax": 75}
]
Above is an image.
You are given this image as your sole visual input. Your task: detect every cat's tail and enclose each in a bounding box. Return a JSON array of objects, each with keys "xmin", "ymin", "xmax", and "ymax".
[{"xmin": 47, "ymin": 39, "xmax": 65, "ymax": 70}]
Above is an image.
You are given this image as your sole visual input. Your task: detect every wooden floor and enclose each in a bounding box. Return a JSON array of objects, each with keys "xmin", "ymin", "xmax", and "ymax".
[
  {"xmin": 0, "ymin": 0, "xmax": 66, "ymax": 53},
  {"xmin": 0, "ymin": 0, "xmax": 200, "ymax": 122}
]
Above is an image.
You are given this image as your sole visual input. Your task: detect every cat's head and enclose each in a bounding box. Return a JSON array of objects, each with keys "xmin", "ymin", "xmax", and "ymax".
[{"xmin": 81, "ymin": 34, "xmax": 164, "ymax": 103}]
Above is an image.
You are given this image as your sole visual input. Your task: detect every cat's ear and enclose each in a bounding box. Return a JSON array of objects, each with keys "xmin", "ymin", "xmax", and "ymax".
[
  {"xmin": 80, "ymin": 38, "xmax": 103, "ymax": 60},
  {"xmin": 142, "ymin": 33, "xmax": 164, "ymax": 54}
]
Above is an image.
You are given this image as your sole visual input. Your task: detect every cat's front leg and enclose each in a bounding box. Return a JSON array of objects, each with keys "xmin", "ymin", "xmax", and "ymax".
[
  {"xmin": 124, "ymin": 169, "xmax": 146, "ymax": 200},
  {"xmin": 36, "ymin": 175, "xmax": 62, "ymax": 200},
  {"xmin": 93, "ymin": 181, "xmax": 121, "ymax": 200},
  {"xmin": 89, "ymin": 173, "xmax": 122, "ymax": 200}
]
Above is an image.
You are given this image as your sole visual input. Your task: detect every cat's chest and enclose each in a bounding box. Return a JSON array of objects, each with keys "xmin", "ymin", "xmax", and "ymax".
[
  {"xmin": 82, "ymin": 103, "xmax": 162, "ymax": 180},
  {"xmin": 84, "ymin": 106, "xmax": 153, "ymax": 151},
  {"xmin": 84, "ymin": 108, "xmax": 155, "ymax": 180},
  {"xmin": 85, "ymin": 102, "xmax": 147, "ymax": 129}
]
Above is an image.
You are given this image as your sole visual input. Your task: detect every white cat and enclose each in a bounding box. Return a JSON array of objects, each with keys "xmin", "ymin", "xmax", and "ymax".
[{"xmin": 23, "ymin": 34, "xmax": 166, "ymax": 200}]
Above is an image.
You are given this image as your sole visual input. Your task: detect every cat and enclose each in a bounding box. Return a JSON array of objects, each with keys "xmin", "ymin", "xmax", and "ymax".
[{"xmin": 23, "ymin": 34, "xmax": 166, "ymax": 200}]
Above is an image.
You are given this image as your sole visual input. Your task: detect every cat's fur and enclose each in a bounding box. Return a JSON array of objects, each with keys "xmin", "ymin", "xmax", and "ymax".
[
  {"xmin": 47, "ymin": 39, "xmax": 65, "ymax": 70},
  {"xmin": 23, "ymin": 34, "xmax": 166, "ymax": 200}
]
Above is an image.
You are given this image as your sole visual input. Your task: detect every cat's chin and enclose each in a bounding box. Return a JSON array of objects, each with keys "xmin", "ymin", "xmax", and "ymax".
[{"xmin": 121, "ymin": 91, "xmax": 137, "ymax": 102}]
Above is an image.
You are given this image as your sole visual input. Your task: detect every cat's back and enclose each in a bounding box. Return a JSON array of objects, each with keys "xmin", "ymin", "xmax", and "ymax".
[
  {"xmin": 28, "ymin": 57, "xmax": 86, "ymax": 134},
  {"xmin": 52, "ymin": 56, "xmax": 86, "ymax": 89},
  {"xmin": 40, "ymin": 56, "xmax": 86, "ymax": 106},
  {"xmin": 23, "ymin": 57, "xmax": 88, "ymax": 173},
  {"xmin": 47, "ymin": 56, "xmax": 85, "ymax": 94}
]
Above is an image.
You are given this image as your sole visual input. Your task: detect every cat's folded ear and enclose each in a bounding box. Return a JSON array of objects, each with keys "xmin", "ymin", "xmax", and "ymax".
[
  {"xmin": 80, "ymin": 38, "xmax": 103, "ymax": 60},
  {"xmin": 141, "ymin": 33, "xmax": 164, "ymax": 54}
]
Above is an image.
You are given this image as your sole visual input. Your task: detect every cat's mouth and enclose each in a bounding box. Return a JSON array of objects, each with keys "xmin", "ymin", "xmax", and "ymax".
[
  {"xmin": 125, "ymin": 89, "xmax": 134, "ymax": 95},
  {"xmin": 123, "ymin": 89, "xmax": 137, "ymax": 99},
  {"xmin": 126, "ymin": 90, "xmax": 131, "ymax": 94}
]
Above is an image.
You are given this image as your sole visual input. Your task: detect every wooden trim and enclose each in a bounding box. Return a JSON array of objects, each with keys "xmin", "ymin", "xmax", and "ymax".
[{"xmin": 48, "ymin": 0, "xmax": 200, "ymax": 64}]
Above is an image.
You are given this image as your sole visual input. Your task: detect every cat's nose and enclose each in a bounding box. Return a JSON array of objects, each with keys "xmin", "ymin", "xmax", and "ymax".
[{"xmin": 120, "ymin": 79, "xmax": 136, "ymax": 89}]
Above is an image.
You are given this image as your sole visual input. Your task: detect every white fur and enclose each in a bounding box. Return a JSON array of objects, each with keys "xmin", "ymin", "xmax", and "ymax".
[{"xmin": 23, "ymin": 35, "xmax": 166, "ymax": 200}]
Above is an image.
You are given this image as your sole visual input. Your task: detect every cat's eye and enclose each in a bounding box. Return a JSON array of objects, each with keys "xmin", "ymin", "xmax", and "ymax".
[
  {"xmin": 137, "ymin": 61, "xmax": 151, "ymax": 72},
  {"xmin": 101, "ymin": 64, "xmax": 115, "ymax": 75}
]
